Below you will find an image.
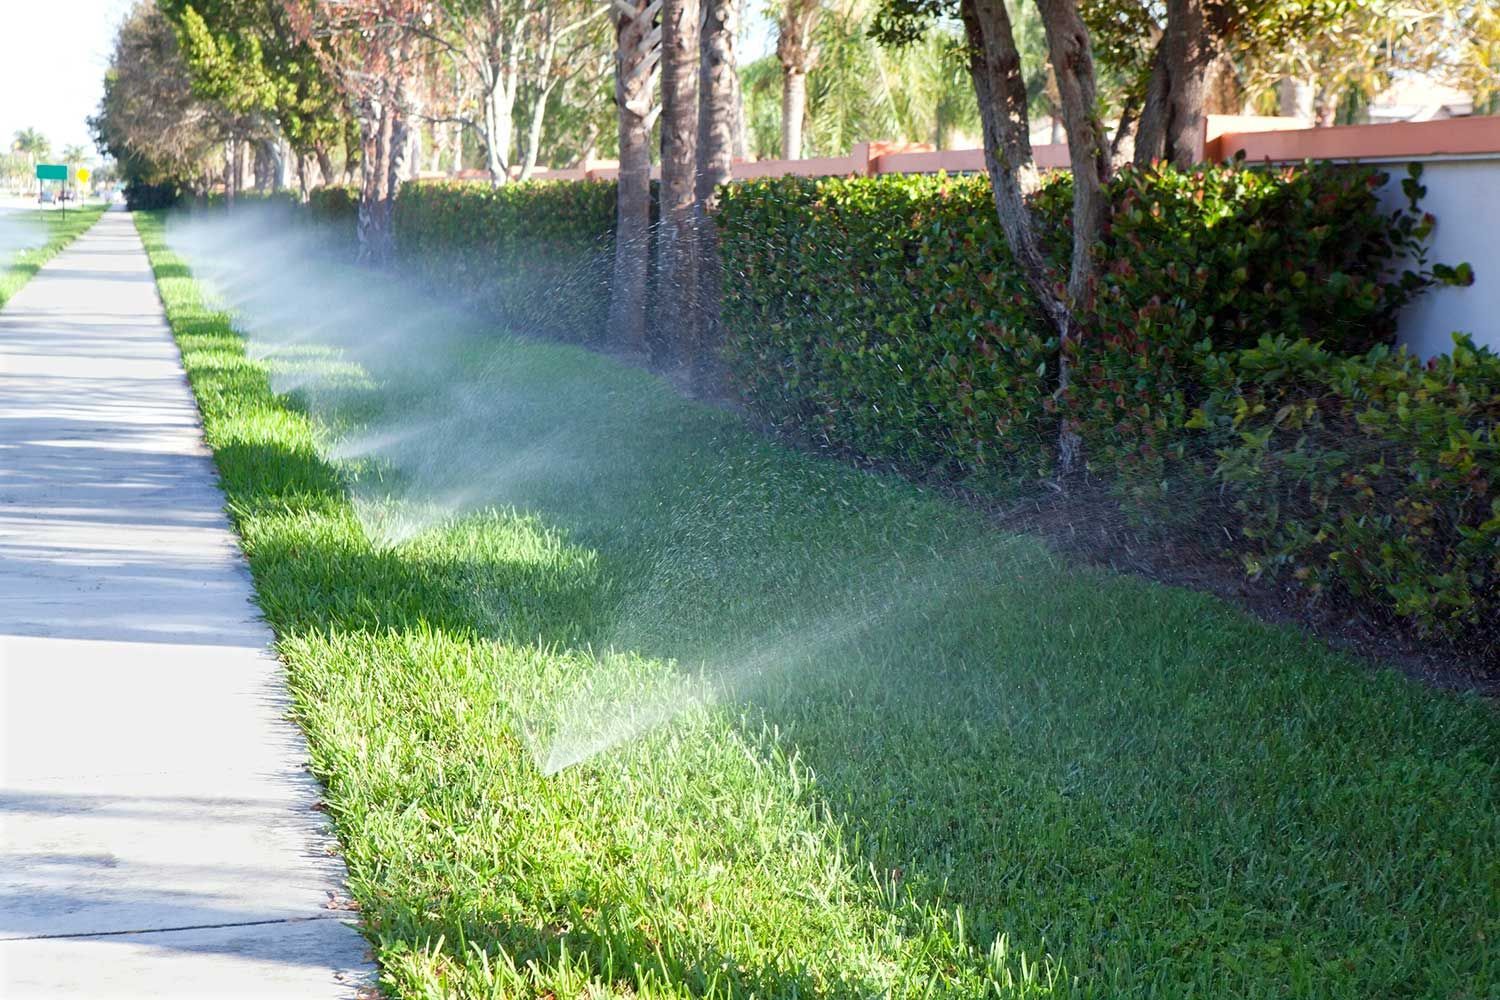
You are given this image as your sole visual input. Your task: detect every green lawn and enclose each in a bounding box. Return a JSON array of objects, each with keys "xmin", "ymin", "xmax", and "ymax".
[
  {"xmin": 137, "ymin": 210, "xmax": 1498, "ymax": 1000},
  {"xmin": 0, "ymin": 205, "xmax": 106, "ymax": 307}
]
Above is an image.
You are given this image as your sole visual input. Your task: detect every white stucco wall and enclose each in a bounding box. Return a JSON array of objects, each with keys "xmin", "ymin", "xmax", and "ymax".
[{"xmin": 1369, "ymin": 155, "xmax": 1498, "ymax": 358}]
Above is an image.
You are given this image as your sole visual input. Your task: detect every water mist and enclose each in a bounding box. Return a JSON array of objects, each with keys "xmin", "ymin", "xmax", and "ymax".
[{"xmin": 163, "ymin": 201, "xmax": 1063, "ymax": 779}]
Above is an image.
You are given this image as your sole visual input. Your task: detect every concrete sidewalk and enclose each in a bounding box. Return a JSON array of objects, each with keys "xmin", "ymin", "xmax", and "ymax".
[{"xmin": 0, "ymin": 212, "xmax": 372, "ymax": 997}]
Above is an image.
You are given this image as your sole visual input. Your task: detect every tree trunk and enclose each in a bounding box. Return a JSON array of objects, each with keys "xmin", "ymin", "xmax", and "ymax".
[
  {"xmin": 697, "ymin": 0, "xmax": 739, "ymax": 208},
  {"xmin": 518, "ymin": 7, "xmax": 561, "ymax": 183},
  {"xmin": 608, "ymin": 0, "xmax": 660, "ymax": 356},
  {"xmin": 1278, "ymin": 77, "xmax": 1313, "ymax": 120},
  {"xmin": 658, "ymin": 0, "xmax": 700, "ymax": 363},
  {"xmin": 1035, "ymin": 0, "xmax": 1111, "ymax": 474},
  {"xmin": 225, "ymin": 139, "xmax": 238, "ymax": 205},
  {"xmin": 1133, "ymin": 38, "xmax": 1170, "ymax": 165},
  {"xmin": 315, "ymin": 146, "xmax": 335, "ymax": 187},
  {"xmin": 254, "ymin": 139, "xmax": 277, "ymax": 192},
  {"xmin": 1132, "ymin": 0, "xmax": 1214, "ymax": 167},
  {"xmin": 960, "ymin": 0, "xmax": 1104, "ymax": 478},
  {"xmin": 780, "ymin": 70, "xmax": 807, "ymax": 160},
  {"xmin": 959, "ymin": 0, "xmax": 1048, "ymax": 291},
  {"xmin": 518, "ymin": 72, "xmax": 554, "ymax": 181},
  {"xmin": 357, "ymin": 80, "xmax": 410, "ymax": 265},
  {"xmin": 731, "ymin": 68, "xmax": 749, "ymax": 161},
  {"xmin": 776, "ymin": 0, "xmax": 818, "ymax": 160},
  {"xmin": 482, "ymin": 67, "xmax": 517, "ymax": 182},
  {"xmin": 695, "ymin": 0, "xmax": 740, "ymax": 371}
]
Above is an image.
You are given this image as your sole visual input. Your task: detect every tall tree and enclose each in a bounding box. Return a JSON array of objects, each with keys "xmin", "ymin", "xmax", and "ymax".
[
  {"xmin": 776, "ymin": 0, "xmax": 821, "ymax": 158},
  {"xmin": 284, "ymin": 0, "xmax": 427, "ymax": 262},
  {"xmin": 429, "ymin": 0, "xmax": 526, "ymax": 181},
  {"xmin": 11, "ymin": 129, "xmax": 51, "ymax": 167},
  {"xmin": 1243, "ymin": 0, "xmax": 1500, "ymax": 126},
  {"xmin": 161, "ymin": 0, "xmax": 350, "ymax": 186},
  {"xmin": 877, "ymin": 0, "xmax": 1110, "ymax": 474},
  {"xmin": 607, "ymin": 0, "xmax": 661, "ymax": 355},
  {"xmin": 515, "ymin": 2, "xmax": 612, "ymax": 179},
  {"xmin": 11, "ymin": 129, "xmax": 51, "ymax": 191},
  {"xmin": 1079, "ymin": 0, "xmax": 1344, "ymax": 165},
  {"xmin": 90, "ymin": 2, "xmax": 230, "ymax": 194},
  {"xmin": 414, "ymin": 0, "xmax": 607, "ymax": 183}
]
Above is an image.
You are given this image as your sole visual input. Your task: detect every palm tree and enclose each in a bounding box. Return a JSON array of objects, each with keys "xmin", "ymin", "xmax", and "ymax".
[
  {"xmin": 62, "ymin": 144, "xmax": 89, "ymax": 167},
  {"xmin": 775, "ymin": 0, "xmax": 820, "ymax": 158},
  {"xmin": 11, "ymin": 128, "xmax": 50, "ymax": 191}
]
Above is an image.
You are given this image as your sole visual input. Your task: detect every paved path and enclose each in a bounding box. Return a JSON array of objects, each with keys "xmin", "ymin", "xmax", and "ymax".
[{"xmin": 0, "ymin": 212, "xmax": 372, "ymax": 997}]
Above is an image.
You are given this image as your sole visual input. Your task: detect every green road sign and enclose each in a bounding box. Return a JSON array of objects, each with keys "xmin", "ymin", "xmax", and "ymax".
[{"xmin": 35, "ymin": 163, "xmax": 67, "ymax": 181}]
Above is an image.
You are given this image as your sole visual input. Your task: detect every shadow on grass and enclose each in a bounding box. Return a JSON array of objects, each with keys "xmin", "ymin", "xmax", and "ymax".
[{"xmin": 373, "ymin": 904, "xmax": 885, "ymax": 998}]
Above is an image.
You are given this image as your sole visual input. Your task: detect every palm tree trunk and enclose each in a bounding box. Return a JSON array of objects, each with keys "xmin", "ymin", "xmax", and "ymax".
[
  {"xmin": 608, "ymin": 0, "xmax": 660, "ymax": 356},
  {"xmin": 695, "ymin": 0, "xmax": 740, "ymax": 371},
  {"xmin": 696, "ymin": 0, "xmax": 738, "ymax": 207},
  {"xmin": 658, "ymin": 0, "xmax": 700, "ymax": 363},
  {"xmin": 780, "ymin": 70, "xmax": 807, "ymax": 160},
  {"xmin": 776, "ymin": 0, "xmax": 818, "ymax": 160}
]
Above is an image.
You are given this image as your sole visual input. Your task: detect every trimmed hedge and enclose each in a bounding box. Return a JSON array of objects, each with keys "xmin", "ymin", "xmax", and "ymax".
[
  {"xmin": 1068, "ymin": 162, "xmax": 1462, "ymax": 513},
  {"xmin": 307, "ymin": 183, "xmax": 358, "ymax": 245},
  {"xmin": 717, "ymin": 174, "xmax": 1050, "ymax": 486},
  {"xmin": 393, "ymin": 180, "xmax": 617, "ymax": 343},
  {"xmin": 294, "ymin": 161, "xmax": 1493, "ymax": 644},
  {"xmin": 124, "ymin": 181, "xmax": 183, "ymax": 210},
  {"xmin": 715, "ymin": 162, "xmax": 1447, "ymax": 486},
  {"xmin": 714, "ymin": 161, "xmax": 1493, "ymax": 642}
]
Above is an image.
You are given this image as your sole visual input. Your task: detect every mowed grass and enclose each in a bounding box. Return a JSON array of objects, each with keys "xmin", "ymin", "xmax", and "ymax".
[
  {"xmin": 0, "ymin": 205, "xmax": 107, "ymax": 307},
  {"xmin": 136, "ymin": 210, "xmax": 1499, "ymax": 1000}
]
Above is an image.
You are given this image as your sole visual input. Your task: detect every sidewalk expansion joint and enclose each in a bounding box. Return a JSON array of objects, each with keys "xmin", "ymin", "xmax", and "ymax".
[{"xmin": 0, "ymin": 914, "xmax": 350, "ymax": 944}]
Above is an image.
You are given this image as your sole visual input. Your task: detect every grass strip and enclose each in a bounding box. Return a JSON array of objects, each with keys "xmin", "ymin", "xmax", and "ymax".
[
  {"xmin": 0, "ymin": 206, "xmax": 107, "ymax": 308},
  {"xmin": 136, "ymin": 209, "xmax": 1499, "ymax": 1000}
]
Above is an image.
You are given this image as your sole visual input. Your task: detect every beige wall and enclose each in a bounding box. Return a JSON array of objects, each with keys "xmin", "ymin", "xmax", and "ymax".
[{"xmin": 1373, "ymin": 156, "xmax": 1497, "ymax": 357}]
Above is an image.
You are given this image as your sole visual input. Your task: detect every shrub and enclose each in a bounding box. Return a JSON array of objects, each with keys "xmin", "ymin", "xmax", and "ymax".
[
  {"xmin": 1066, "ymin": 161, "xmax": 1459, "ymax": 513},
  {"xmin": 393, "ymin": 179, "xmax": 616, "ymax": 343},
  {"xmin": 1195, "ymin": 334, "xmax": 1499, "ymax": 640},
  {"xmin": 714, "ymin": 161, "xmax": 1489, "ymax": 639},
  {"xmin": 717, "ymin": 173, "xmax": 1053, "ymax": 486},
  {"xmin": 124, "ymin": 181, "xmax": 182, "ymax": 210},
  {"xmin": 307, "ymin": 185, "xmax": 358, "ymax": 250}
]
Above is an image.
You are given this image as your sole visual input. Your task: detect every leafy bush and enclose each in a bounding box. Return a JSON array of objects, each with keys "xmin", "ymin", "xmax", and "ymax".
[
  {"xmin": 1067, "ymin": 161, "xmax": 1463, "ymax": 512},
  {"xmin": 393, "ymin": 179, "xmax": 616, "ymax": 343},
  {"xmin": 717, "ymin": 173, "xmax": 1053, "ymax": 486},
  {"xmin": 124, "ymin": 181, "xmax": 182, "ymax": 210},
  {"xmin": 307, "ymin": 185, "xmax": 358, "ymax": 250},
  {"xmin": 1195, "ymin": 334, "xmax": 1499, "ymax": 639},
  {"xmin": 715, "ymin": 161, "xmax": 1489, "ymax": 639}
]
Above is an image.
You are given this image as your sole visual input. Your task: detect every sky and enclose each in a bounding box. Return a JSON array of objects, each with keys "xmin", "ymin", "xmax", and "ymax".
[{"xmin": 0, "ymin": 0, "xmax": 135, "ymax": 163}]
